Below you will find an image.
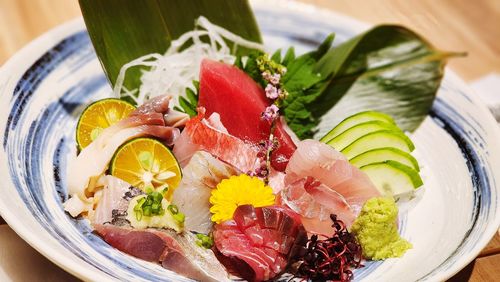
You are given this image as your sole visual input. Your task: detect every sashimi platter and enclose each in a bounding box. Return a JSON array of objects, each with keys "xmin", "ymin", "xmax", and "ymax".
[{"xmin": 0, "ymin": 1, "xmax": 499, "ymax": 282}]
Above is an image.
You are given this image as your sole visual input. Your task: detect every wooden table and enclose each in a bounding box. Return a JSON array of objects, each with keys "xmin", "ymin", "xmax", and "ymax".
[{"xmin": 0, "ymin": 0, "xmax": 499, "ymax": 281}]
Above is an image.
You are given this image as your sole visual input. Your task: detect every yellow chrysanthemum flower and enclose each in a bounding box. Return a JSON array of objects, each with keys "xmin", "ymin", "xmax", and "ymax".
[{"xmin": 209, "ymin": 174, "xmax": 275, "ymax": 223}]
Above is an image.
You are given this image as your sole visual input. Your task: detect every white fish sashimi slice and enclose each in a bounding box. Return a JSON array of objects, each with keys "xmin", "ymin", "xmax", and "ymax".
[
  {"xmin": 282, "ymin": 140, "xmax": 380, "ymax": 234},
  {"xmin": 92, "ymin": 175, "xmax": 142, "ymax": 225},
  {"xmin": 172, "ymin": 151, "xmax": 238, "ymax": 234}
]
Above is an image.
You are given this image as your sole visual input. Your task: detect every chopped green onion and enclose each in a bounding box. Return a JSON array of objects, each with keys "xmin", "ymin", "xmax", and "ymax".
[
  {"xmin": 145, "ymin": 186, "xmax": 154, "ymax": 194},
  {"xmin": 143, "ymin": 206, "xmax": 152, "ymax": 216},
  {"xmin": 162, "ymin": 187, "xmax": 169, "ymax": 196},
  {"xmin": 168, "ymin": 204, "xmax": 179, "ymax": 215},
  {"xmin": 195, "ymin": 233, "xmax": 214, "ymax": 249},
  {"xmin": 173, "ymin": 212, "xmax": 185, "ymax": 225},
  {"xmin": 152, "ymin": 191, "xmax": 163, "ymax": 202},
  {"xmin": 135, "ymin": 210, "xmax": 142, "ymax": 221}
]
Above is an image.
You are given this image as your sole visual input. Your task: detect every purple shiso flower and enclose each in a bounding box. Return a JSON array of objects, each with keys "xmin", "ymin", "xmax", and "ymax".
[
  {"xmin": 261, "ymin": 104, "xmax": 279, "ymax": 122},
  {"xmin": 262, "ymin": 71, "xmax": 272, "ymax": 81},
  {"xmin": 270, "ymin": 73, "xmax": 281, "ymax": 85},
  {"xmin": 265, "ymin": 84, "xmax": 280, "ymax": 100}
]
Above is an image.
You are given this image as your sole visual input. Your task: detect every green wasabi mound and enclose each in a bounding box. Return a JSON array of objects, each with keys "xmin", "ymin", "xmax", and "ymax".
[{"xmin": 350, "ymin": 197, "xmax": 412, "ymax": 260}]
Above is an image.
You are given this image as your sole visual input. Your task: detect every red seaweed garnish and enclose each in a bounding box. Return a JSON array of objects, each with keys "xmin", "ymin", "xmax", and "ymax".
[{"xmin": 289, "ymin": 214, "xmax": 363, "ymax": 282}]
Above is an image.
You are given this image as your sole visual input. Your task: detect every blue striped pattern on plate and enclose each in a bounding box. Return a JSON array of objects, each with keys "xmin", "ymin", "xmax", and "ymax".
[{"xmin": 0, "ymin": 2, "xmax": 498, "ymax": 281}]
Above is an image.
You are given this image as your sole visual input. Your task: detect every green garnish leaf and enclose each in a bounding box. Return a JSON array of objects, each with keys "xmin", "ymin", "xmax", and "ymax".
[
  {"xmin": 271, "ymin": 48, "xmax": 282, "ymax": 64},
  {"xmin": 235, "ymin": 51, "xmax": 266, "ymax": 87},
  {"xmin": 279, "ymin": 34, "xmax": 335, "ymax": 139},
  {"xmin": 241, "ymin": 26, "xmax": 461, "ymax": 139},
  {"xmin": 79, "ymin": 0, "xmax": 262, "ymax": 105},
  {"xmin": 177, "ymin": 80, "xmax": 201, "ymax": 117},
  {"xmin": 311, "ymin": 25, "xmax": 463, "ymax": 134}
]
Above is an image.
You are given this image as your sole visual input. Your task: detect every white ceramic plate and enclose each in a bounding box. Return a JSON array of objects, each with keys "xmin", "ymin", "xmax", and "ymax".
[{"xmin": 0, "ymin": 2, "xmax": 499, "ymax": 281}]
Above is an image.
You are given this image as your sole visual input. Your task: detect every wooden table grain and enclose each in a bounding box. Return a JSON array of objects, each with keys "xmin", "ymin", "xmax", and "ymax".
[{"xmin": 0, "ymin": 0, "xmax": 499, "ymax": 281}]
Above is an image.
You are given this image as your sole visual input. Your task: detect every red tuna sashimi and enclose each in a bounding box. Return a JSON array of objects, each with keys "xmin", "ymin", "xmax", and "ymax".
[
  {"xmin": 213, "ymin": 205, "xmax": 307, "ymax": 282},
  {"xmin": 281, "ymin": 140, "xmax": 380, "ymax": 235},
  {"xmin": 198, "ymin": 59, "xmax": 296, "ymax": 171},
  {"xmin": 173, "ymin": 108, "xmax": 259, "ymax": 173},
  {"xmin": 93, "ymin": 224, "xmax": 230, "ymax": 282}
]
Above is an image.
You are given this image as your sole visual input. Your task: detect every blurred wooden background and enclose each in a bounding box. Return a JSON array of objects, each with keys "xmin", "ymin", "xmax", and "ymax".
[
  {"xmin": 1, "ymin": 0, "xmax": 500, "ymax": 81},
  {"xmin": 0, "ymin": 0, "xmax": 499, "ymax": 281}
]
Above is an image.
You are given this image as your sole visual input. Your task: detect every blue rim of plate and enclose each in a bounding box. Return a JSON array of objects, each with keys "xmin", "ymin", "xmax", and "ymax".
[{"xmin": 0, "ymin": 2, "xmax": 499, "ymax": 281}]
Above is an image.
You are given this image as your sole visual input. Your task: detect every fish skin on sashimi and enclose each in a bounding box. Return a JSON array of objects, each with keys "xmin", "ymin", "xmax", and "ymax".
[
  {"xmin": 173, "ymin": 108, "xmax": 259, "ymax": 173},
  {"xmin": 213, "ymin": 205, "xmax": 307, "ymax": 282},
  {"xmin": 93, "ymin": 224, "xmax": 230, "ymax": 282},
  {"xmin": 282, "ymin": 140, "xmax": 380, "ymax": 235},
  {"xmin": 198, "ymin": 59, "xmax": 296, "ymax": 171}
]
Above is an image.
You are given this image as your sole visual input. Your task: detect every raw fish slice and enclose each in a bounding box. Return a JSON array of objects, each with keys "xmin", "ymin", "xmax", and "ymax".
[
  {"xmin": 93, "ymin": 95, "xmax": 171, "ymax": 145},
  {"xmin": 198, "ymin": 59, "xmax": 297, "ymax": 171},
  {"xmin": 282, "ymin": 140, "xmax": 379, "ymax": 234},
  {"xmin": 164, "ymin": 108, "xmax": 190, "ymax": 128},
  {"xmin": 66, "ymin": 95, "xmax": 180, "ymax": 203},
  {"xmin": 94, "ymin": 224, "xmax": 230, "ymax": 282},
  {"xmin": 91, "ymin": 175, "xmax": 143, "ymax": 225},
  {"xmin": 213, "ymin": 205, "xmax": 307, "ymax": 282},
  {"xmin": 267, "ymin": 168, "xmax": 285, "ymax": 194},
  {"xmin": 173, "ymin": 108, "xmax": 259, "ymax": 173},
  {"xmin": 172, "ymin": 151, "xmax": 238, "ymax": 233},
  {"xmin": 67, "ymin": 125, "xmax": 179, "ymax": 199}
]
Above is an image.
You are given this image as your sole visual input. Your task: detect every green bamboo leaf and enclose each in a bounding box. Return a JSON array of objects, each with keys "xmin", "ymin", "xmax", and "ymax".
[
  {"xmin": 79, "ymin": 0, "xmax": 262, "ymax": 92},
  {"xmin": 313, "ymin": 25, "xmax": 464, "ymax": 134}
]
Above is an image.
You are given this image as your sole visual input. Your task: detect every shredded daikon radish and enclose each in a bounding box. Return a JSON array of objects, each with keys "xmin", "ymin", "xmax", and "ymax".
[{"xmin": 113, "ymin": 16, "xmax": 264, "ymax": 106}]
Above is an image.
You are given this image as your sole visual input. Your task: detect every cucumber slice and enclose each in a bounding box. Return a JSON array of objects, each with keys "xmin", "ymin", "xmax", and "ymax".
[
  {"xmin": 320, "ymin": 111, "xmax": 395, "ymax": 142},
  {"xmin": 326, "ymin": 121, "xmax": 400, "ymax": 151},
  {"xmin": 340, "ymin": 130, "xmax": 415, "ymax": 159},
  {"xmin": 360, "ymin": 160, "xmax": 423, "ymax": 197},
  {"xmin": 350, "ymin": 147, "xmax": 420, "ymax": 171}
]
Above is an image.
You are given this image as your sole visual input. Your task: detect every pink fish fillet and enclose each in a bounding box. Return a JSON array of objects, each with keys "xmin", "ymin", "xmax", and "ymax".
[
  {"xmin": 173, "ymin": 108, "xmax": 259, "ymax": 173},
  {"xmin": 93, "ymin": 224, "xmax": 230, "ymax": 282},
  {"xmin": 281, "ymin": 139, "xmax": 380, "ymax": 235},
  {"xmin": 66, "ymin": 95, "xmax": 180, "ymax": 200}
]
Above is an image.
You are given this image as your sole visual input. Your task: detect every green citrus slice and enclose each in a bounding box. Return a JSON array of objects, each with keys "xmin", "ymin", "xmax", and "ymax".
[
  {"xmin": 76, "ymin": 98, "xmax": 135, "ymax": 150},
  {"xmin": 110, "ymin": 138, "xmax": 182, "ymax": 199}
]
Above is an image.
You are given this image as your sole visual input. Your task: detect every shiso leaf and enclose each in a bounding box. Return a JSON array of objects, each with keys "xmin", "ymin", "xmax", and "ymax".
[
  {"xmin": 273, "ymin": 25, "xmax": 462, "ymax": 139},
  {"xmin": 79, "ymin": 0, "xmax": 262, "ymax": 93}
]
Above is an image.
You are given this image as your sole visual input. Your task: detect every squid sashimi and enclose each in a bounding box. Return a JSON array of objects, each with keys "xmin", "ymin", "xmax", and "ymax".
[
  {"xmin": 172, "ymin": 151, "xmax": 238, "ymax": 234},
  {"xmin": 281, "ymin": 140, "xmax": 380, "ymax": 234},
  {"xmin": 94, "ymin": 224, "xmax": 231, "ymax": 282},
  {"xmin": 213, "ymin": 205, "xmax": 307, "ymax": 282},
  {"xmin": 198, "ymin": 59, "xmax": 297, "ymax": 172},
  {"xmin": 173, "ymin": 108, "xmax": 260, "ymax": 173},
  {"xmin": 67, "ymin": 95, "xmax": 181, "ymax": 201}
]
